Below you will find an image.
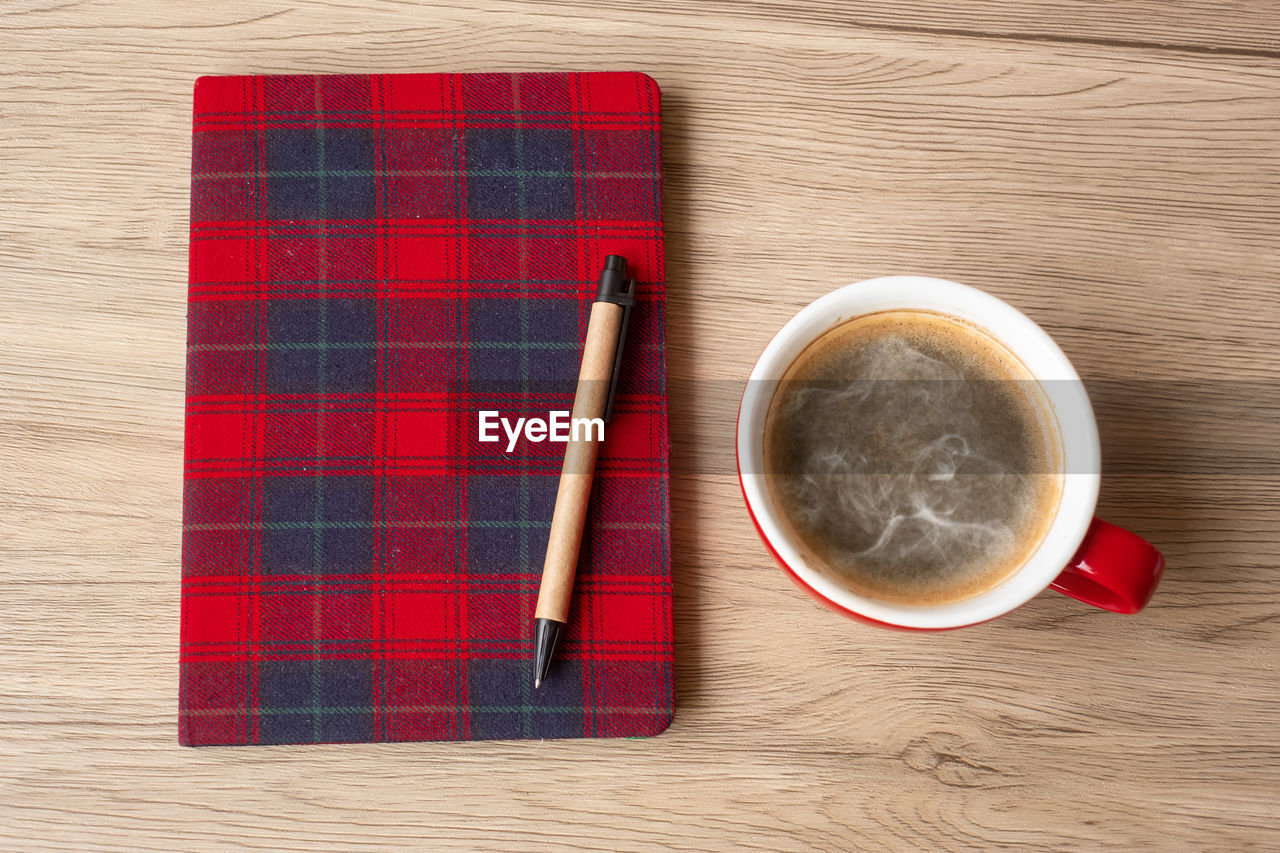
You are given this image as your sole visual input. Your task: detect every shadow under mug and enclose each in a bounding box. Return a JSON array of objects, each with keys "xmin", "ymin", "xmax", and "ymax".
[{"xmin": 736, "ymin": 276, "xmax": 1164, "ymax": 630}]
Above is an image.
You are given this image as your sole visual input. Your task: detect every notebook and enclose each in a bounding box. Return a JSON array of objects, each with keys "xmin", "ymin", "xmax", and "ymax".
[{"xmin": 180, "ymin": 72, "xmax": 671, "ymax": 745}]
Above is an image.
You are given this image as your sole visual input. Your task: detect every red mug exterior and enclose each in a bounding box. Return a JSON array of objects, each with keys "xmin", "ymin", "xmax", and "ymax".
[
  {"xmin": 738, "ymin": 276, "xmax": 1164, "ymax": 628},
  {"xmin": 737, "ymin": 434, "xmax": 1165, "ymax": 629},
  {"xmin": 1052, "ymin": 518, "xmax": 1164, "ymax": 614}
]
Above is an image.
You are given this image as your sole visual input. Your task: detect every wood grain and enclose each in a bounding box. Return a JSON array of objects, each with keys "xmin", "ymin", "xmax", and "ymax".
[{"xmin": 1, "ymin": 0, "xmax": 1277, "ymax": 850}]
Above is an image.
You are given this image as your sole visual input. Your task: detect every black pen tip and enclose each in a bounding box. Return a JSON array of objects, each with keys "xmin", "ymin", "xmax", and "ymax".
[{"xmin": 533, "ymin": 618, "xmax": 563, "ymax": 689}]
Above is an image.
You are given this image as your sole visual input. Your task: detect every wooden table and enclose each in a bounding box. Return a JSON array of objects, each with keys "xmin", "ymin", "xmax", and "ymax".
[{"xmin": 3, "ymin": 1, "xmax": 1277, "ymax": 849}]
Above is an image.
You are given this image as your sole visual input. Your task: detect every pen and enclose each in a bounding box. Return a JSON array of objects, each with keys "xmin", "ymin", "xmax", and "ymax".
[{"xmin": 533, "ymin": 255, "xmax": 636, "ymax": 688}]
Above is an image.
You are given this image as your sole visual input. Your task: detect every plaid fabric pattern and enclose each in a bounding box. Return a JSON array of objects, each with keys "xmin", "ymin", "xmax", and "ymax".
[{"xmin": 180, "ymin": 72, "xmax": 671, "ymax": 744}]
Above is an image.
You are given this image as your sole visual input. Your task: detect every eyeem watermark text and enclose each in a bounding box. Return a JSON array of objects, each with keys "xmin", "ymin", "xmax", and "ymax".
[{"xmin": 478, "ymin": 410, "xmax": 605, "ymax": 453}]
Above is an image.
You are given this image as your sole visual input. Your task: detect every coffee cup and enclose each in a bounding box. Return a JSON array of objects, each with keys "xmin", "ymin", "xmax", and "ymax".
[{"xmin": 736, "ymin": 275, "xmax": 1164, "ymax": 629}]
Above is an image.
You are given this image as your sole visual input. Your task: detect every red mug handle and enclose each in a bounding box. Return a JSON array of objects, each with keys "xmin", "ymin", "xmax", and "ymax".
[{"xmin": 1050, "ymin": 518, "xmax": 1165, "ymax": 614}]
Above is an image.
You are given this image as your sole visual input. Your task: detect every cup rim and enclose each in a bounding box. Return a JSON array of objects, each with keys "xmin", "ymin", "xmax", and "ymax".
[{"xmin": 737, "ymin": 276, "xmax": 1101, "ymax": 629}]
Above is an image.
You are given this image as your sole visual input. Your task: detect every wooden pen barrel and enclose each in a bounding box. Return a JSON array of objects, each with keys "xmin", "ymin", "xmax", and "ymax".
[{"xmin": 535, "ymin": 300, "xmax": 625, "ymax": 624}]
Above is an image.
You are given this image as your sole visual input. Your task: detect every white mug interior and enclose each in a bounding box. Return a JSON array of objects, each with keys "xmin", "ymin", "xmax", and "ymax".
[{"xmin": 738, "ymin": 276, "xmax": 1101, "ymax": 628}]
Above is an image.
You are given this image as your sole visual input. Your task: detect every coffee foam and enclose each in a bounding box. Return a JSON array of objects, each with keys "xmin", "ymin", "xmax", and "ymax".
[{"xmin": 764, "ymin": 311, "xmax": 1063, "ymax": 606}]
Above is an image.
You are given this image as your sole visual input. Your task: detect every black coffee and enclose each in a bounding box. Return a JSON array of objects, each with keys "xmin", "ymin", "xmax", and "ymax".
[{"xmin": 764, "ymin": 310, "xmax": 1062, "ymax": 605}]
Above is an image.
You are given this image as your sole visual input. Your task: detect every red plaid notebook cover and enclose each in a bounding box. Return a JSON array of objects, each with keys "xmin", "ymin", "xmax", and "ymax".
[{"xmin": 180, "ymin": 72, "xmax": 672, "ymax": 744}]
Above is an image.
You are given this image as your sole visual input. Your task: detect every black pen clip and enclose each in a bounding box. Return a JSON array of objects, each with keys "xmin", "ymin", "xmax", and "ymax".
[{"xmin": 594, "ymin": 255, "xmax": 637, "ymax": 424}]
